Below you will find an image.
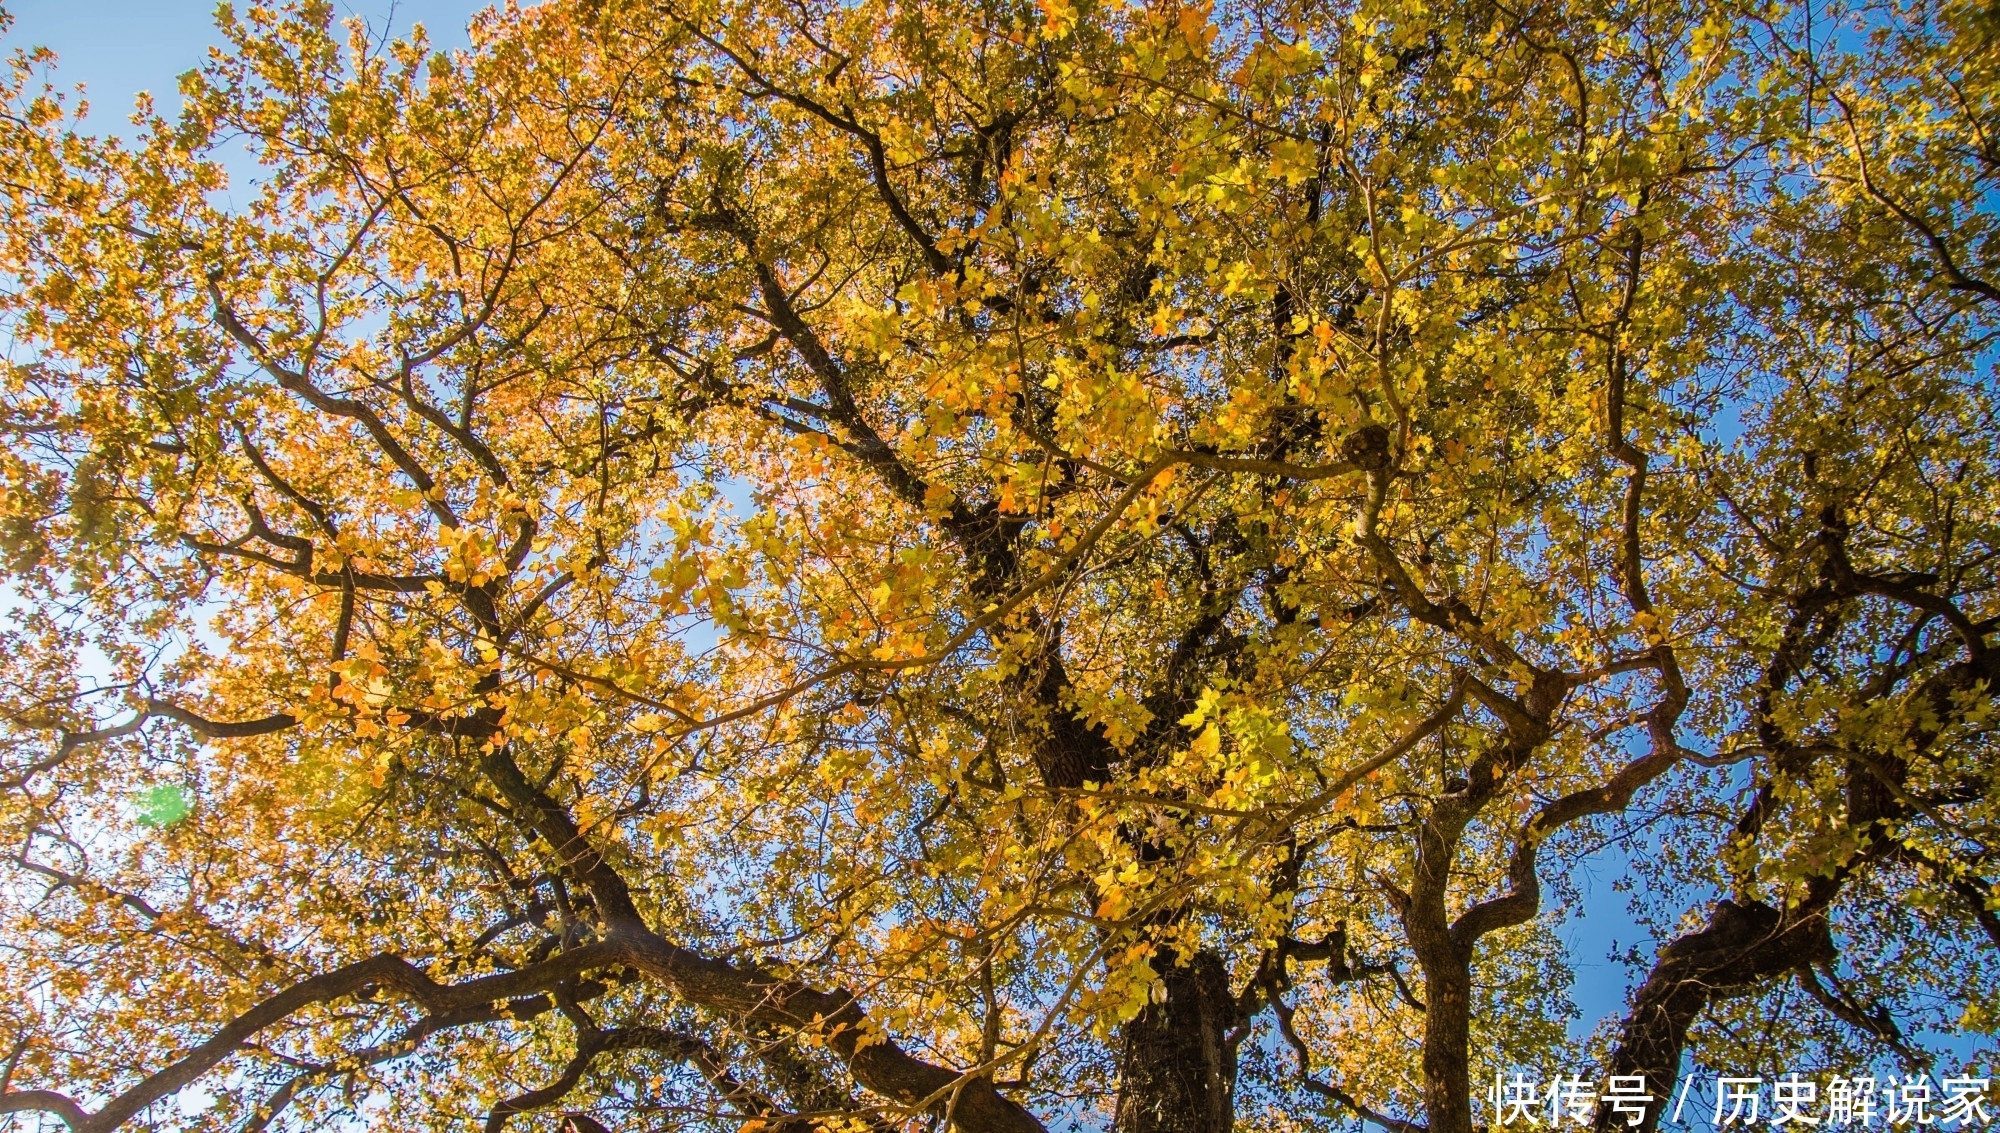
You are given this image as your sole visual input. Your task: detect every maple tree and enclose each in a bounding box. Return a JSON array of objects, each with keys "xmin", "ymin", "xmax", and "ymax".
[{"xmin": 1, "ymin": 0, "xmax": 1997, "ymax": 1130}]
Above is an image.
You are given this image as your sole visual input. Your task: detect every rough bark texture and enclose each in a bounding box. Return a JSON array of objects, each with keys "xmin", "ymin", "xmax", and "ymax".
[
  {"xmin": 1113, "ymin": 948, "xmax": 1239, "ymax": 1133},
  {"xmin": 1592, "ymin": 899, "xmax": 1836, "ymax": 1133},
  {"xmin": 1417, "ymin": 949, "xmax": 1475, "ymax": 1133},
  {"xmin": 1402, "ymin": 887, "xmax": 1478, "ymax": 1133}
]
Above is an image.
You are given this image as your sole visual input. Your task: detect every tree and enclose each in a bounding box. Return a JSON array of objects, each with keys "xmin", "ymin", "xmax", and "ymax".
[{"xmin": 1, "ymin": 0, "xmax": 1996, "ymax": 1130}]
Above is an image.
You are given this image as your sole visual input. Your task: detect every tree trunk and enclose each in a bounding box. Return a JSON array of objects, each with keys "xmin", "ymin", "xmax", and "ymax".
[
  {"xmin": 1402, "ymin": 806, "xmax": 1478, "ymax": 1133},
  {"xmin": 1019, "ymin": 651, "xmax": 1240, "ymax": 1133},
  {"xmin": 1113, "ymin": 947, "xmax": 1238, "ymax": 1133},
  {"xmin": 1416, "ymin": 949, "xmax": 1474, "ymax": 1133}
]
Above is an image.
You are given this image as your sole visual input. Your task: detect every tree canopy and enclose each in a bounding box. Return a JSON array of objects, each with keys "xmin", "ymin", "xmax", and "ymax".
[{"xmin": 1, "ymin": 0, "xmax": 1997, "ymax": 1130}]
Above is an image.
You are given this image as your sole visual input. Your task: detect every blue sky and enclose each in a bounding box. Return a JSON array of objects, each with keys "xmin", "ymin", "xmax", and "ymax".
[{"xmin": 4, "ymin": 0, "xmax": 487, "ymax": 130}]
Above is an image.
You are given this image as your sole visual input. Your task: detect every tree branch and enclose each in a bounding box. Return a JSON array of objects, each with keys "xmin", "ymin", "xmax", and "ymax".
[{"xmin": 0, "ymin": 1089, "xmax": 88, "ymax": 1132}]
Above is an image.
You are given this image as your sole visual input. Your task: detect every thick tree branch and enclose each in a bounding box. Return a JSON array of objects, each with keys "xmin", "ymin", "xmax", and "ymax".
[
  {"xmin": 0, "ymin": 1089, "xmax": 88, "ymax": 1132},
  {"xmin": 79, "ymin": 943, "xmax": 627, "ymax": 1133},
  {"xmin": 1591, "ymin": 899, "xmax": 1836, "ymax": 1133}
]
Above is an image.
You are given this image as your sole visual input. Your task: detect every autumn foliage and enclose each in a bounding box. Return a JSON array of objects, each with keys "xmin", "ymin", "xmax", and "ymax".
[{"xmin": 1, "ymin": 0, "xmax": 1997, "ymax": 1130}]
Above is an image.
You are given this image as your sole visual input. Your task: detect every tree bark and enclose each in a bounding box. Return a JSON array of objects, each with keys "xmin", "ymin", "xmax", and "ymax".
[
  {"xmin": 1405, "ymin": 879, "xmax": 1476, "ymax": 1133},
  {"xmin": 1013, "ymin": 646, "xmax": 1246, "ymax": 1133},
  {"xmin": 1592, "ymin": 899, "xmax": 1835, "ymax": 1133},
  {"xmin": 1113, "ymin": 947, "xmax": 1239, "ymax": 1133},
  {"xmin": 1418, "ymin": 949, "xmax": 1474, "ymax": 1133}
]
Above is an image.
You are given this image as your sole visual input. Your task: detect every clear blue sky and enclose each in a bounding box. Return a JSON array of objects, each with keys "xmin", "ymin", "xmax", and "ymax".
[{"xmin": 4, "ymin": 0, "xmax": 487, "ymax": 131}]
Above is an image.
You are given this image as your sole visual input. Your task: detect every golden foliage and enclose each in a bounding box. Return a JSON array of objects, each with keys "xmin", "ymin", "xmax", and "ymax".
[{"xmin": 0, "ymin": 0, "xmax": 1996, "ymax": 1130}]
